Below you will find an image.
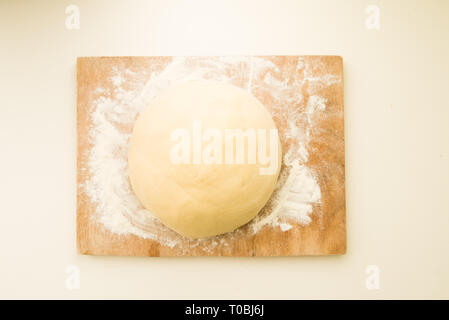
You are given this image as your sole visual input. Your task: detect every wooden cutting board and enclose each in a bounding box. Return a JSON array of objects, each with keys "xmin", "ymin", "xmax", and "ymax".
[{"xmin": 77, "ymin": 56, "xmax": 346, "ymax": 256}]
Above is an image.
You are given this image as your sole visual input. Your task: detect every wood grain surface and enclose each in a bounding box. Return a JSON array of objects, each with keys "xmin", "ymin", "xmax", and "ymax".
[{"xmin": 77, "ymin": 56, "xmax": 346, "ymax": 256}]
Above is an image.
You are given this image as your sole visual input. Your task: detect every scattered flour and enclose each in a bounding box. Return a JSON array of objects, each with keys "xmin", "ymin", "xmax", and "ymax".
[{"xmin": 83, "ymin": 56, "xmax": 340, "ymax": 250}]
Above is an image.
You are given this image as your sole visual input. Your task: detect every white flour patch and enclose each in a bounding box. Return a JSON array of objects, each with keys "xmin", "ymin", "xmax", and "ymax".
[{"xmin": 83, "ymin": 56, "xmax": 340, "ymax": 250}]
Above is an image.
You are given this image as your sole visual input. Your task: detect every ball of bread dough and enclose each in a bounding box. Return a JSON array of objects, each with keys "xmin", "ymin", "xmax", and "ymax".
[{"xmin": 128, "ymin": 81, "xmax": 281, "ymax": 238}]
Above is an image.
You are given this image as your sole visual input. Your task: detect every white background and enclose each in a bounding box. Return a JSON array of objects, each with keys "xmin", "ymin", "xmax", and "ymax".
[{"xmin": 0, "ymin": 0, "xmax": 448, "ymax": 299}]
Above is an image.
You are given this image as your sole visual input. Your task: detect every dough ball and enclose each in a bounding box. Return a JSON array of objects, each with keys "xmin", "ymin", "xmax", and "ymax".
[{"xmin": 128, "ymin": 81, "xmax": 281, "ymax": 238}]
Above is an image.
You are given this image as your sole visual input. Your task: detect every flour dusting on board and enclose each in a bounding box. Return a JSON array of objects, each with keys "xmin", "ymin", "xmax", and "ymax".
[{"xmin": 83, "ymin": 56, "xmax": 340, "ymax": 250}]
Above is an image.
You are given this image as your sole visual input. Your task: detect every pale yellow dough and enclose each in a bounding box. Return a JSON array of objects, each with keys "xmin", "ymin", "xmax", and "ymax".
[{"xmin": 128, "ymin": 81, "xmax": 281, "ymax": 238}]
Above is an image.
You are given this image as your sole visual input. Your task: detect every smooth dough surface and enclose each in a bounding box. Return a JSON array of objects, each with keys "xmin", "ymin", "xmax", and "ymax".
[{"xmin": 128, "ymin": 81, "xmax": 281, "ymax": 238}]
